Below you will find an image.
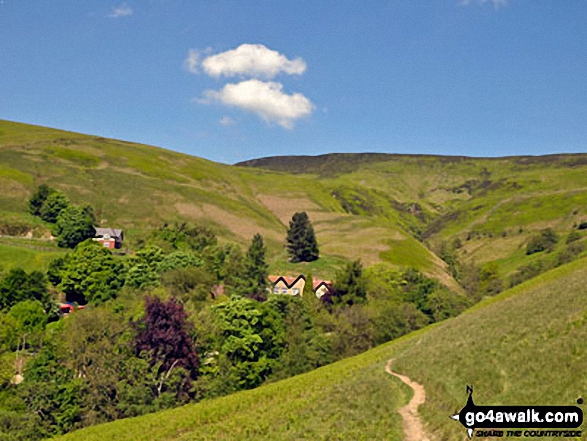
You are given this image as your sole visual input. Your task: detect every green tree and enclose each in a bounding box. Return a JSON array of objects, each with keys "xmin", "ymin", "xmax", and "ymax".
[
  {"xmin": 39, "ymin": 192, "xmax": 70, "ymax": 223},
  {"xmin": 53, "ymin": 205, "xmax": 96, "ymax": 249},
  {"xmin": 244, "ymin": 234, "xmax": 269, "ymax": 299},
  {"xmin": 125, "ymin": 246, "xmax": 165, "ymax": 289},
  {"xmin": 13, "ymin": 329, "xmax": 85, "ymax": 438},
  {"xmin": 151, "ymin": 222, "xmax": 217, "ymax": 252},
  {"xmin": 331, "ymin": 260, "xmax": 367, "ymax": 306},
  {"xmin": 211, "ymin": 297, "xmax": 285, "ymax": 390},
  {"xmin": 161, "ymin": 267, "xmax": 215, "ymax": 303},
  {"xmin": 58, "ymin": 240, "xmax": 125, "ymax": 304},
  {"xmin": 221, "ymin": 245, "xmax": 249, "ymax": 296},
  {"xmin": 28, "ymin": 184, "xmax": 53, "ymax": 216},
  {"xmin": 8, "ymin": 300, "xmax": 47, "ymax": 351},
  {"xmin": 0, "ymin": 269, "xmax": 50, "ymax": 311},
  {"xmin": 286, "ymin": 212, "xmax": 319, "ymax": 263}
]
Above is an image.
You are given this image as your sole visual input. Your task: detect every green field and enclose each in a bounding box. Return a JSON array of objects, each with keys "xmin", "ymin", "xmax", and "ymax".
[
  {"xmin": 53, "ymin": 257, "xmax": 587, "ymax": 441},
  {"xmin": 0, "ymin": 238, "xmax": 66, "ymax": 273}
]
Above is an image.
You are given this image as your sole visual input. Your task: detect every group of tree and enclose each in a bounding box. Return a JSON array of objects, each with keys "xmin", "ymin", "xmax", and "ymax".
[
  {"xmin": 0, "ymin": 217, "xmax": 472, "ymax": 440},
  {"xmin": 28, "ymin": 184, "xmax": 96, "ymax": 248}
]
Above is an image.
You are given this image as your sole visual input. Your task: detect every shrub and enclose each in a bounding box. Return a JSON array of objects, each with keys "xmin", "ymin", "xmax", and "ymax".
[{"xmin": 526, "ymin": 228, "xmax": 558, "ymax": 255}]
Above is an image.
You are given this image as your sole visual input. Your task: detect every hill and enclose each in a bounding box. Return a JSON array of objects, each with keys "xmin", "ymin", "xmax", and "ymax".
[
  {"xmin": 3, "ymin": 120, "xmax": 587, "ymax": 286},
  {"xmin": 238, "ymin": 152, "xmax": 587, "ymax": 282},
  {"xmin": 53, "ymin": 256, "xmax": 587, "ymax": 440},
  {"xmin": 0, "ymin": 120, "xmax": 453, "ymax": 283}
]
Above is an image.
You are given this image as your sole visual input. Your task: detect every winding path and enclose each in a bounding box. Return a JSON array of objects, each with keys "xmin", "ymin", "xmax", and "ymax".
[{"xmin": 386, "ymin": 360, "xmax": 431, "ymax": 441}]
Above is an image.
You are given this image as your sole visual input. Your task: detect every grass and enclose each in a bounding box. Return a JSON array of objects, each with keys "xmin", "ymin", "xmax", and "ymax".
[
  {"xmin": 268, "ymin": 252, "xmax": 348, "ymax": 280},
  {"xmin": 0, "ymin": 240, "xmax": 67, "ymax": 273},
  {"xmin": 394, "ymin": 257, "xmax": 587, "ymax": 440}
]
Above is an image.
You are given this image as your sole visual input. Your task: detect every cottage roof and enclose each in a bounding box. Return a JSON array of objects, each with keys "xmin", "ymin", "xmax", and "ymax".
[
  {"xmin": 268, "ymin": 275, "xmax": 332, "ymax": 291},
  {"xmin": 95, "ymin": 227, "xmax": 123, "ymax": 239},
  {"xmin": 268, "ymin": 275, "xmax": 306, "ymax": 288},
  {"xmin": 312, "ymin": 279, "xmax": 333, "ymax": 290}
]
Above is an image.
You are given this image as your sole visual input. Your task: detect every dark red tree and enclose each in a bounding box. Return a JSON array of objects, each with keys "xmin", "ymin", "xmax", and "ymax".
[{"xmin": 134, "ymin": 296, "xmax": 199, "ymax": 397}]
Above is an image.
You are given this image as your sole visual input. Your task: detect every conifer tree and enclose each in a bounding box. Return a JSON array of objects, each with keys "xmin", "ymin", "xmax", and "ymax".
[
  {"xmin": 245, "ymin": 233, "xmax": 269, "ymax": 298},
  {"xmin": 286, "ymin": 212, "xmax": 319, "ymax": 263},
  {"xmin": 332, "ymin": 259, "xmax": 367, "ymax": 306}
]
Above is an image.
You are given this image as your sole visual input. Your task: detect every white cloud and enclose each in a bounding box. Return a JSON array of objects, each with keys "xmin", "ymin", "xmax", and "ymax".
[
  {"xmin": 191, "ymin": 44, "xmax": 306, "ymax": 79},
  {"xmin": 459, "ymin": 0, "xmax": 508, "ymax": 8},
  {"xmin": 109, "ymin": 3, "xmax": 133, "ymax": 18},
  {"xmin": 201, "ymin": 79, "xmax": 314, "ymax": 129},
  {"xmin": 219, "ymin": 116, "xmax": 236, "ymax": 126}
]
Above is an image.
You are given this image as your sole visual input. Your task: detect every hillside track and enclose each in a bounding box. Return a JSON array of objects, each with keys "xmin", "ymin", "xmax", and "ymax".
[{"xmin": 386, "ymin": 360, "xmax": 431, "ymax": 441}]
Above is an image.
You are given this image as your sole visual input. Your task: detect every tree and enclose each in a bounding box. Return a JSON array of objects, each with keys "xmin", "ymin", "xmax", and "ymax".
[
  {"xmin": 39, "ymin": 192, "xmax": 70, "ymax": 223},
  {"xmin": 53, "ymin": 205, "xmax": 96, "ymax": 249},
  {"xmin": 9, "ymin": 300, "xmax": 47, "ymax": 353},
  {"xmin": 245, "ymin": 234, "xmax": 269, "ymax": 299},
  {"xmin": 125, "ymin": 246, "xmax": 165, "ymax": 289},
  {"xmin": 58, "ymin": 240, "xmax": 125, "ymax": 304},
  {"xmin": 28, "ymin": 184, "xmax": 53, "ymax": 216},
  {"xmin": 331, "ymin": 260, "xmax": 367, "ymax": 306},
  {"xmin": 133, "ymin": 297, "xmax": 199, "ymax": 400},
  {"xmin": 210, "ymin": 297, "xmax": 284, "ymax": 390},
  {"xmin": 286, "ymin": 212, "xmax": 319, "ymax": 263},
  {"xmin": 161, "ymin": 267, "xmax": 215, "ymax": 303},
  {"xmin": 221, "ymin": 245, "xmax": 248, "ymax": 296},
  {"xmin": 151, "ymin": 222, "xmax": 217, "ymax": 252},
  {"xmin": 0, "ymin": 269, "xmax": 50, "ymax": 311}
]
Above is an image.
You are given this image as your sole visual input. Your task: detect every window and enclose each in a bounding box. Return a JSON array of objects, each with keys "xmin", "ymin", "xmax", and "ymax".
[
  {"xmin": 281, "ymin": 288, "xmax": 288, "ymax": 294},
  {"xmin": 273, "ymin": 287, "xmax": 280, "ymax": 294},
  {"xmin": 292, "ymin": 288, "xmax": 300, "ymax": 295}
]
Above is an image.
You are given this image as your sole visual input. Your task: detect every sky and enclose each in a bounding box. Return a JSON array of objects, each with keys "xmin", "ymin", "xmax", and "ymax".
[{"xmin": 1, "ymin": 1, "xmax": 586, "ymax": 164}]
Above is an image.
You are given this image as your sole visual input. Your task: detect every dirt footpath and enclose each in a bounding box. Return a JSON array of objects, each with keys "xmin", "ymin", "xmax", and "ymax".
[{"xmin": 386, "ymin": 360, "xmax": 431, "ymax": 441}]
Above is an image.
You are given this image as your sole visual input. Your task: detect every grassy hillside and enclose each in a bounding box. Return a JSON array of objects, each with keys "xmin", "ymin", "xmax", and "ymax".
[
  {"xmin": 0, "ymin": 120, "xmax": 453, "ymax": 283},
  {"xmin": 239, "ymin": 153, "xmax": 587, "ymax": 280},
  {"xmin": 395, "ymin": 256, "xmax": 587, "ymax": 440},
  {"xmin": 54, "ymin": 257, "xmax": 587, "ymax": 441},
  {"xmin": 5, "ymin": 121, "xmax": 587, "ymax": 286}
]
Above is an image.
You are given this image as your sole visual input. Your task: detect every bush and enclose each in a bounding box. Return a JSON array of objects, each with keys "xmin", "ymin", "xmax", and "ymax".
[{"xmin": 526, "ymin": 228, "xmax": 558, "ymax": 255}]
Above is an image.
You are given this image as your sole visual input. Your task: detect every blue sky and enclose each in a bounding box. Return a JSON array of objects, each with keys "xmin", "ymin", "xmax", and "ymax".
[{"xmin": 1, "ymin": 1, "xmax": 586, "ymax": 163}]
